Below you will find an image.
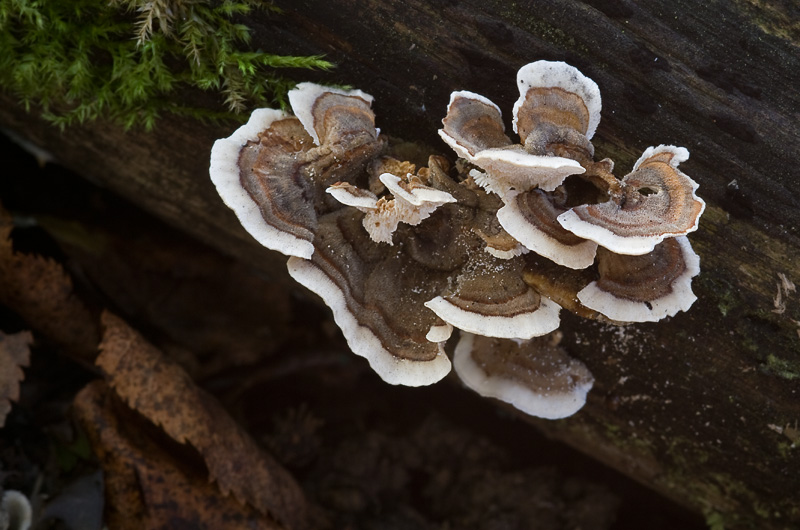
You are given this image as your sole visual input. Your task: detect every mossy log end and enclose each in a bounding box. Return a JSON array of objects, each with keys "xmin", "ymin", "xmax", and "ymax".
[{"xmin": 1, "ymin": 1, "xmax": 799, "ymax": 528}]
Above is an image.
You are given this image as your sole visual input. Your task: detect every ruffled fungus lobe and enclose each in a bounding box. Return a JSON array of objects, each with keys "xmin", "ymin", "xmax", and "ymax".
[
  {"xmin": 454, "ymin": 332, "xmax": 594, "ymax": 420},
  {"xmin": 288, "ymin": 83, "xmax": 378, "ymax": 149},
  {"xmin": 577, "ymin": 236, "xmax": 701, "ymax": 322},
  {"xmin": 210, "ymin": 109, "xmax": 316, "ymax": 258},
  {"xmin": 558, "ymin": 145, "xmax": 706, "ymax": 255},
  {"xmin": 512, "ymin": 60, "xmax": 601, "ymax": 158},
  {"xmin": 497, "ymin": 189, "xmax": 598, "ymax": 269},
  {"xmin": 285, "ymin": 207, "xmax": 454, "ymax": 387},
  {"xmin": 439, "ymin": 91, "xmax": 510, "ymax": 160},
  {"xmin": 210, "ymin": 60, "xmax": 706, "ymax": 418}
]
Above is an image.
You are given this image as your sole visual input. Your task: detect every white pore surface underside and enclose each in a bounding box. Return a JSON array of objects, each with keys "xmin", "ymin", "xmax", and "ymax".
[
  {"xmin": 426, "ymin": 323, "xmax": 454, "ymax": 343},
  {"xmin": 497, "ymin": 199, "xmax": 597, "ymax": 269},
  {"xmin": 424, "ymin": 296, "xmax": 561, "ymax": 340},
  {"xmin": 474, "ymin": 149, "xmax": 584, "ymax": 193},
  {"xmin": 438, "ymin": 129, "xmax": 477, "ymax": 161},
  {"xmin": 326, "ymin": 185, "xmax": 379, "ymax": 210}
]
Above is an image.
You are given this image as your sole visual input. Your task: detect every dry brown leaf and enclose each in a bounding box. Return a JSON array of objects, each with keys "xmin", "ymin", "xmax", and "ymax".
[
  {"xmin": 0, "ymin": 207, "xmax": 99, "ymax": 360},
  {"xmin": 73, "ymin": 381, "xmax": 284, "ymax": 530},
  {"xmin": 0, "ymin": 330, "xmax": 32, "ymax": 427},
  {"xmin": 95, "ymin": 312, "xmax": 311, "ymax": 530}
]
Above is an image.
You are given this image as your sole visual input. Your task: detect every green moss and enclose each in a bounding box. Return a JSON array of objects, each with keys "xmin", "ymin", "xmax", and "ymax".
[
  {"xmin": 0, "ymin": 0, "xmax": 333, "ymax": 129},
  {"xmin": 741, "ymin": 336, "xmax": 760, "ymax": 353},
  {"xmin": 696, "ymin": 472, "xmax": 800, "ymax": 530},
  {"xmin": 493, "ymin": 3, "xmax": 589, "ymax": 54},
  {"xmin": 716, "ymin": 289, "xmax": 737, "ymax": 317},
  {"xmin": 704, "ymin": 510, "xmax": 726, "ymax": 530},
  {"xmin": 603, "ymin": 422, "xmax": 620, "ymax": 435},
  {"xmin": 597, "ymin": 420, "xmax": 655, "ymax": 455},
  {"xmin": 693, "ymin": 272, "xmax": 741, "ymax": 318},
  {"xmin": 666, "ymin": 437, "xmax": 711, "ymax": 466},
  {"xmin": 761, "ymin": 354, "xmax": 800, "ymax": 380},
  {"xmin": 734, "ymin": 0, "xmax": 800, "ymax": 44}
]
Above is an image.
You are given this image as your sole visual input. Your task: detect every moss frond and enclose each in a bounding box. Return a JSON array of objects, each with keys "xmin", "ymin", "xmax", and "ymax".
[{"xmin": 0, "ymin": 0, "xmax": 334, "ymax": 130}]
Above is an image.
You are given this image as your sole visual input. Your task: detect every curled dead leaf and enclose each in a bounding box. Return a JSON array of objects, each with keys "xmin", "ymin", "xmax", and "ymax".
[
  {"xmin": 0, "ymin": 206, "xmax": 99, "ymax": 360},
  {"xmin": 95, "ymin": 312, "xmax": 311, "ymax": 530},
  {"xmin": 73, "ymin": 381, "xmax": 283, "ymax": 530},
  {"xmin": 0, "ymin": 330, "xmax": 32, "ymax": 427}
]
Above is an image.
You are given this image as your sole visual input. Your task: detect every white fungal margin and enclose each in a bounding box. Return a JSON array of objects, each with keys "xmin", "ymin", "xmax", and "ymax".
[
  {"xmin": 209, "ymin": 108, "xmax": 315, "ymax": 259},
  {"xmin": 288, "ymin": 256, "xmax": 452, "ymax": 386}
]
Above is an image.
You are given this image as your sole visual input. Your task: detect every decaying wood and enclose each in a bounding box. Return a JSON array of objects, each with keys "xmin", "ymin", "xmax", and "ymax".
[{"xmin": 1, "ymin": 1, "xmax": 799, "ymax": 528}]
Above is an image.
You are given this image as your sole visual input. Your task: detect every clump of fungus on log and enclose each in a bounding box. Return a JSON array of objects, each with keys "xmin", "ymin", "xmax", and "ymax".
[{"xmin": 209, "ymin": 60, "xmax": 706, "ymax": 419}]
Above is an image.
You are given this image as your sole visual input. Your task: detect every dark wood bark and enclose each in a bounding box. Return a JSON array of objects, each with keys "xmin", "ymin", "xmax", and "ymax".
[{"xmin": 2, "ymin": 1, "xmax": 799, "ymax": 528}]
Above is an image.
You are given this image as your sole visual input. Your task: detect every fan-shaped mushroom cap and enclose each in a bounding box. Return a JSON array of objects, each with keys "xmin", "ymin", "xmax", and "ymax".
[
  {"xmin": 513, "ymin": 60, "xmax": 602, "ymax": 142},
  {"xmin": 485, "ymin": 245, "xmax": 529, "ymax": 260},
  {"xmin": 369, "ymin": 172, "xmax": 456, "ymax": 244},
  {"xmin": 557, "ymin": 145, "xmax": 706, "ymax": 255},
  {"xmin": 577, "ymin": 235, "xmax": 701, "ymax": 322},
  {"xmin": 454, "ymin": 332, "xmax": 594, "ymax": 419},
  {"xmin": 288, "ymin": 83, "xmax": 377, "ymax": 146},
  {"xmin": 287, "ymin": 209, "xmax": 454, "ymax": 386},
  {"xmin": 439, "ymin": 91, "xmax": 512, "ymax": 161},
  {"xmin": 424, "ymin": 254, "xmax": 561, "ymax": 340},
  {"xmin": 497, "ymin": 189, "xmax": 598, "ymax": 269},
  {"xmin": 286, "ymin": 84, "xmax": 384, "ymax": 186},
  {"xmin": 210, "ymin": 109, "xmax": 317, "ymax": 258},
  {"xmin": 289, "ymin": 256, "xmax": 452, "ymax": 386}
]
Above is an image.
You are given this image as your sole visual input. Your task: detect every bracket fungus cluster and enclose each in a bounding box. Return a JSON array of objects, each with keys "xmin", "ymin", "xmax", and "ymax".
[{"xmin": 210, "ymin": 61, "xmax": 706, "ymax": 419}]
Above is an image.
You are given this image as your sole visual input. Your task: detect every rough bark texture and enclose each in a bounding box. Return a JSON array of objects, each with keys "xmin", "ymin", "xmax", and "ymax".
[{"xmin": 1, "ymin": 1, "xmax": 799, "ymax": 528}]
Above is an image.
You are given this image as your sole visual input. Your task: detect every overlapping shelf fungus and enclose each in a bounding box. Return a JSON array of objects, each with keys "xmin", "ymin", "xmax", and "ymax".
[{"xmin": 209, "ymin": 61, "xmax": 706, "ymax": 419}]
